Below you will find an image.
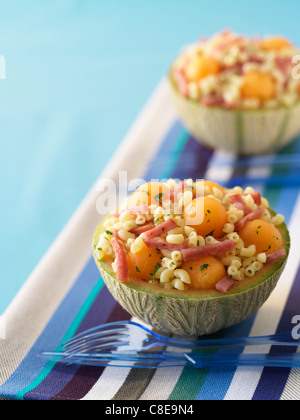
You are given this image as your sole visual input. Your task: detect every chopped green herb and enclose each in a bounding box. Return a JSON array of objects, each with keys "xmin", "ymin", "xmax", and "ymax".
[
  {"xmin": 152, "ymin": 263, "xmax": 161, "ymax": 283},
  {"xmin": 154, "ymin": 192, "xmax": 165, "ymax": 205},
  {"xmin": 206, "ymin": 229, "xmax": 215, "ymax": 237},
  {"xmin": 263, "ymin": 244, "xmax": 272, "ymax": 252},
  {"xmin": 105, "ymin": 230, "xmax": 113, "ymax": 235},
  {"xmin": 200, "ymin": 264, "xmax": 210, "ymax": 271},
  {"xmin": 189, "ymin": 267, "xmax": 193, "ymax": 270},
  {"xmin": 136, "ymin": 266, "xmax": 141, "ymax": 273}
]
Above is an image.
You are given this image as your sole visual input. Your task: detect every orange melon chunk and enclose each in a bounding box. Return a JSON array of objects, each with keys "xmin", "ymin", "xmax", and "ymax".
[
  {"xmin": 127, "ymin": 245, "xmax": 162, "ymax": 281},
  {"xmin": 239, "ymin": 219, "xmax": 284, "ymax": 255},
  {"xmin": 181, "ymin": 256, "xmax": 226, "ymax": 290},
  {"xmin": 241, "ymin": 71, "xmax": 276, "ymax": 102},
  {"xmin": 184, "ymin": 196, "xmax": 228, "ymax": 238},
  {"xmin": 261, "ymin": 37, "xmax": 292, "ymax": 51},
  {"xmin": 185, "ymin": 55, "xmax": 220, "ymax": 83},
  {"xmin": 128, "ymin": 182, "xmax": 171, "ymax": 208}
]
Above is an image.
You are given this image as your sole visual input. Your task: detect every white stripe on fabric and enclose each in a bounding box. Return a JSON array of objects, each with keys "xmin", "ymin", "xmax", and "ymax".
[
  {"xmin": 224, "ymin": 192, "xmax": 300, "ymax": 400},
  {"xmin": 281, "ymin": 347, "xmax": 300, "ymax": 400}
]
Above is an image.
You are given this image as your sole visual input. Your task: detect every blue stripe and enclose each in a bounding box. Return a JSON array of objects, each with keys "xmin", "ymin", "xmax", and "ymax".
[
  {"xmin": 196, "ymin": 138, "xmax": 300, "ymax": 400},
  {"xmin": 143, "ymin": 119, "xmax": 188, "ymax": 181}
]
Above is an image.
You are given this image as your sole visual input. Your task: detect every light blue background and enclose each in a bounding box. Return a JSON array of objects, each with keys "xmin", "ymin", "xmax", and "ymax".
[{"xmin": 0, "ymin": 0, "xmax": 299, "ymax": 313}]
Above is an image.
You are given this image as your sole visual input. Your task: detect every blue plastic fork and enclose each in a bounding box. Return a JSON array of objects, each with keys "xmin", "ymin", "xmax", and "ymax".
[
  {"xmin": 38, "ymin": 350, "xmax": 300, "ymax": 369},
  {"xmin": 59, "ymin": 321, "xmax": 299, "ymax": 354}
]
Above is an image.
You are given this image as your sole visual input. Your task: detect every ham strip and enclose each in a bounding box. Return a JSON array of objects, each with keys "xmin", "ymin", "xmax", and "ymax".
[
  {"xmin": 170, "ymin": 180, "xmax": 187, "ymax": 202},
  {"xmin": 215, "ymin": 276, "xmax": 237, "ymax": 293},
  {"xmin": 230, "ymin": 193, "xmax": 261, "ymax": 216},
  {"xmin": 235, "ymin": 206, "xmax": 265, "ymax": 232},
  {"xmin": 114, "ymin": 205, "xmax": 149, "ymax": 218},
  {"xmin": 266, "ymin": 249, "xmax": 287, "ymax": 264},
  {"xmin": 201, "ymin": 94, "xmax": 224, "ymax": 107},
  {"xmin": 182, "ymin": 240, "xmax": 235, "ymax": 262},
  {"xmin": 131, "ymin": 224, "xmax": 154, "ymax": 236},
  {"xmin": 111, "ymin": 237, "xmax": 128, "ymax": 283},
  {"xmin": 230, "ymin": 194, "xmax": 251, "ymax": 215},
  {"xmin": 143, "ymin": 219, "xmax": 178, "ymax": 240},
  {"xmin": 173, "ymin": 69, "xmax": 189, "ymax": 97},
  {"xmin": 143, "ymin": 237, "xmax": 189, "ymax": 252}
]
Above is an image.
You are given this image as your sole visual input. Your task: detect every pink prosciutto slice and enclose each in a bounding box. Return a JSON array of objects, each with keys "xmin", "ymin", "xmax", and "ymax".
[
  {"xmin": 173, "ymin": 68, "xmax": 189, "ymax": 97},
  {"xmin": 182, "ymin": 240, "xmax": 235, "ymax": 262},
  {"xmin": 201, "ymin": 94, "xmax": 224, "ymax": 107},
  {"xmin": 230, "ymin": 193, "xmax": 261, "ymax": 216},
  {"xmin": 266, "ymin": 248, "xmax": 287, "ymax": 264},
  {"xmin": 170, "ymin": 180, "xmax": 187, "ymax": 201},
  {"xmin": 143, "ymin": 237, "xmax": 189, "ymax": 252},
  {"xmin": 143, "ymin": 219, "xmax": 178, "ymax": 240},
  {"xmin": 130, "ymin": 224, "xmax": 154, "ymax": 236},
  {"xmin": 235, "ymin": 206, "xmax": 265, "ymax": 232},
  {"xmin": 114, "ymin": 205, "xmax": 149, "ymax": 218},
  {"xmin": 210, "ymin": 35, "xmax": 245, "ymax": 56},
  {"xmin": 111, "ymin": 237, "xmax": 128, "ymax": 283},
  {"xmin": 215, "ymin": 276, "xmax": 237, "ymax": 293}
]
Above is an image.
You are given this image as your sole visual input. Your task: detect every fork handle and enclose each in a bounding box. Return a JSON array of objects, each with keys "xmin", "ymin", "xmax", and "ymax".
[
  {"xmin": 154, "ymin": 331, "xmax": 299, "ymax": 349},
  {"xmin": 39, "ymin": 351, "xmax": 300, "ymax": 369},
  {"xmin": 187, "ymin": 352, "xmax": 300, "ymax": 368}
]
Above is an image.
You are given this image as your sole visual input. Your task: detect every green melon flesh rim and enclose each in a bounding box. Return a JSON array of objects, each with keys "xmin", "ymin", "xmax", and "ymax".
[{"xmin": 93, "ymin": 212, "xmax": 290, "ymax": 301}]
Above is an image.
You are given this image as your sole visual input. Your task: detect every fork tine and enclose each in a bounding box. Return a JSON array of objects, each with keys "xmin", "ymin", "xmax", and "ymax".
[
  {"xmin": 63, "ymin": 327, "xmax": 130, "ymax": 350},
  {"xmin": 63, "ymin": 321, "xmax": 131, "ymax": 347},
  {"xmin": 63, "ymin": 340, "xmax": 131, "ymax": 355},
  {"xmin": 65, "ymin": 335, "xmax": 130, "ymax": 354}
]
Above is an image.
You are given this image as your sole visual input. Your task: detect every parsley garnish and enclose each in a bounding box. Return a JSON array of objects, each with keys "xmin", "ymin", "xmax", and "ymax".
[
  {"xmin": 105, "ymin": 230, "xmax": 113, "ymax": 235},
  {"xmin": 154, "ymin": 192, "xmax": 165, "ymax": 205},
  {"xmin": 200, "ymin": 264, "xmax": 210, "ymax": 271},
  {"xmin": 152, "ymin": 263, "xmax": 161, "ymax": 283},
  {"xmin": 136, "ymin": 266, "xmax": 141, "ymax": 273},
  {"xmin": 206, "ymin": 229, "xmax": 215, "ymax": 237}
]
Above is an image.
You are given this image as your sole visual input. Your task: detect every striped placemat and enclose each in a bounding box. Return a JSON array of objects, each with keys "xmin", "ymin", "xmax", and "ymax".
[{"xmin": 0, "ymin": 79, "xmax": 300, "ymax": 400}]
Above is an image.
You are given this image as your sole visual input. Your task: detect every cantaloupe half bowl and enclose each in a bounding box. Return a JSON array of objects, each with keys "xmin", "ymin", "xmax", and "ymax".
[
  {"xmin": 169, "ymin": 74, "xmax": 300, "ymax": 156},
  {"xmin": 93, "ymin": 211, "xmax": 290, "ymax": 337}
]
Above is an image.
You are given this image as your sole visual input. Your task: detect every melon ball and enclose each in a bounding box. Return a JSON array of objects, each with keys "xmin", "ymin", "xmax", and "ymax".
[
  {"xmin": 261, "ymin": 37, "xmax": 292, "ymax": 51},
  {"xmin": 127, "ymin": 245, "xmax": 162, "ymax": 281},
  {"xmin": 241, "ymin": 71, "xmax": 276, "ymax": 102},
  {"xmin": 181, "ymin": 256, "xmax": 226, "ymax": 290},
  {"xmin": 239, "ymin": 219, "xmax": 284, "ymax": 255},
  {"xmin": 183, "ymin": 196, "xmax": 228, "ymax": 238},
  {"xmin": 128, "ymin": 182, "xmax": 171, "ymax": 208},
  {"xmin": 185, "ymin": 55, "xmax": 220, "ymax": 83}
]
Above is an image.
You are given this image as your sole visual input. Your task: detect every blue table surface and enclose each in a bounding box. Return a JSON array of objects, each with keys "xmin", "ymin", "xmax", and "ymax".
[{"xmin": 0, "ymin": 0, "xmax": 299, "ymax": 313}]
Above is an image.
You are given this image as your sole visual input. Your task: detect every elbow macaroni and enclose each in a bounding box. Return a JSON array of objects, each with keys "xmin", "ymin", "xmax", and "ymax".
[{"xmin": 102, "ymin": 179, "xmax": 286, "ymax": 292}]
